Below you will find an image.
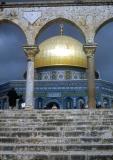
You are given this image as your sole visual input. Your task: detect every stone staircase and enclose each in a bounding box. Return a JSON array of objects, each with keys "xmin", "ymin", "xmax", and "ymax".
[{"xmin": 0, "ymin": 109, "xmax": 113, "ymax": 160}]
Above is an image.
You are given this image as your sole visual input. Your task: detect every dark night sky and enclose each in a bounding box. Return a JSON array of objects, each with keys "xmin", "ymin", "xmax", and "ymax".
[{"xmin": 0, "ymin": 18, "xmax": 113, "ymax": 84}]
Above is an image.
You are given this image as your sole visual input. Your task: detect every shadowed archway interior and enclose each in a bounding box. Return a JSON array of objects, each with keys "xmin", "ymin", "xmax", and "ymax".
[
  {"xmin": 46, "ymin": 102, "xmax": 60, "ymax": 109},
  {"xmin": 0, "ymin": 21, "xmax": 27, "ymax": 83},
  {"xmin": 95, "ymin": 21, "xmax": 113, "ymax": 82}
]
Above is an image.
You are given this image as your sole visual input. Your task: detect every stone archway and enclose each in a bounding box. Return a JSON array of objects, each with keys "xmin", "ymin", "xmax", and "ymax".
[
  {"xmin": 103, "ymin": 97, "xmax": 109, "ymax": 108},
  {"xmin": 35, "ymin": 17, "xmax": 86, "ymax": 43},
  {"xmin": 0, "ymin": 19, "xmax": 27, "ymax": 42},
  {"xmin": 1, "ymin": 3, "xmax": 113, "ymax": 109},
  {"xmin": 94, "ymin": 18, "xmax": 113, "ymax": 83},
  {"xmin": 64, "ymin": 97, "xmax": 73, "ymax": 109},
  {"xmin": 95, "ymin": 18, "xmax": 113, "ymax": 38},
  {"xmin": 45, "ymin": 102, "xmax": 60, "ymax": 109},
  {"xmin": 76, "ymin": 97, "xmax": 85, "ymax": 109},
  {"xmin": 0, "ymin": 20, "xmax": 27, "ymax": 83},
  {"xmin": 35, "ymin": 97, "xmax": 43, "ymax": 109}
]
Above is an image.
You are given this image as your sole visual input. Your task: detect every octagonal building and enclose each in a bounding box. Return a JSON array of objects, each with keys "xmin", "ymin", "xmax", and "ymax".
[{"xmin": 0, "ymin": 35, "xmax": 113, "ymax": 109}]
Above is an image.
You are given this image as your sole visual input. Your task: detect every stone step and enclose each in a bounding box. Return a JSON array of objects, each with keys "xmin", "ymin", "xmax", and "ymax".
[
  {"xmin": 0, "ymin": 150, "xmax": 113, "ymax": 160},
  {"xmin": 0, "ymin": 118, "xmax": 112, "ymax": 123},
  {"xmin": 0, "ymin": 143, "xmax": 113, "ymax": 152},
  {"xmin": 0, "ymin": 109, "xmax": 113, "ymax": 115},
  {"xmin": 0, "ymin": 121, "xmax": 113, "ymax": 127},
  {"xmin": 0, "ymin": 130, "xmax": 110, "ymax": 137},
  {"xmin": 0, "ymin": 109, "xmax": 113, "ymax": 160},
  {"xmin": 0, "ymin": 113, "xmax": 113, "ymax": 117},
  {"xmin": 0, "ymin": 136, "xmax": 113, "ymax": 144},
  {"xmin": 1, "ymin": 118, "xmax": 113, "ymax": 122},
  {"xmin": 0, "ymin": 125, "xmax": 112, "ymax": 130},
  {"xmin": 0, "ymin": 125, "xmax": 111, "ymax": 131}
]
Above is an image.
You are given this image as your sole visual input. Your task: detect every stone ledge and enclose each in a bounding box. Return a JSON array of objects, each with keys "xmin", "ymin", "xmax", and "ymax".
[{"xmin": 0, "ymin": 0, "xmax": 113, "ymax": 8}]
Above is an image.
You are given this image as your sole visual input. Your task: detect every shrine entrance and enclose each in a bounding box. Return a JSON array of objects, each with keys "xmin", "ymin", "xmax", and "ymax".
[{"xmin": 46, "ymin": 102, "xmax": 60, "ymax": 109}]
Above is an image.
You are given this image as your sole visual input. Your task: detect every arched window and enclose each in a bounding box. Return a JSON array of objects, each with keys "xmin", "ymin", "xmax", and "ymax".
[
  {"xmin": 46, "ymin": 102, "xmax": 60, "ymax": 109},
  {"xmin": 103, "ymin": 97, "xmax": 109, "ymax": 108},
  {"xmin": 76, "ymin": 97, "xmax": 85, "ymax": 109},
  {"xmin": 35, "ymin": 98, "xmax": 43, "ymax": 109},
  {"xmin": 64, "ymin": 97, "xmax": 73, "ymax": 109}
]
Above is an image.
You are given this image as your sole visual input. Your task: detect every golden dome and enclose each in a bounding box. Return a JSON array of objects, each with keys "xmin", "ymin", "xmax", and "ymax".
[{"xmin": 35, "ymin": 35, "xmax": 87, "ymax": 68}]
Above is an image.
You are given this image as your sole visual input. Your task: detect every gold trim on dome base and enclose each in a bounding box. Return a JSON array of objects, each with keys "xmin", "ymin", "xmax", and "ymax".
[{"xmin": 34, "ymin": 64, "xmax": 87, "ymax": 69}]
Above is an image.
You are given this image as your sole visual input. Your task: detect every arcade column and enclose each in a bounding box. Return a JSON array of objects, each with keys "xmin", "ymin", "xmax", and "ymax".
[
  {"xmin": 83, "ymin": 44, "xmax": 97, "ymax": 109},
  {"xmin": 23, "ymin": 45, "xmax": 39, "ymax": 109}
]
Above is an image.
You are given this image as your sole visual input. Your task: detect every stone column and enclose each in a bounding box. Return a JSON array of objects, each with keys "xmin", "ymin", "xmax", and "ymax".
[
  {"xmin": 83, "ymin": 44, "xmax": 97, "ymax": 109},
  {"xmin": 23, "ymin": 45, "xmax": 39, "ymax": 109}
]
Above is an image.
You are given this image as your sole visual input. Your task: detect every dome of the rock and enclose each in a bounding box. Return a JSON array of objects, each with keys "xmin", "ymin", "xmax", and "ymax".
[{"xmin": 35, "ymin": 35, "xmax": 87, "ymax": 68}]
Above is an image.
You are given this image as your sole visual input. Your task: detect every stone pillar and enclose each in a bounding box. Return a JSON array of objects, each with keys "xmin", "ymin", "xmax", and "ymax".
[
  {"xmin": 83, "ymin": 44, "xmax": 97, "ymax": 109},
  {"xmin": 23, "ymin": 45, "xmax": 39, "ymax": 109}
]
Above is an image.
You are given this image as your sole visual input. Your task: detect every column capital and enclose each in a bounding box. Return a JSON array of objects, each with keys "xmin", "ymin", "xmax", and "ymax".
[
  {"xmin": 23, "ymin": 45, "xmax": 39, "ymax": 61},
  {"xmin": 83, "ymin": 44, "xmax": 97, "ymax": 57}
]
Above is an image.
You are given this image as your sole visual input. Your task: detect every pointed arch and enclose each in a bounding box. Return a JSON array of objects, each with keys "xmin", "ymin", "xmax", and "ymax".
[
  {"xmin": 35, "ymin": 17, "xmax": 86, "ymax": 42},
  {"xmin": 95, "ymin": 18, "xmax": 113, "ymax": 38},
  {"xmin": 76, "ymin": 97, "xmax": 85, "ymax": 109},
  {"xmin": 64, "ymin": 97, "xmax": 73, "ymax": 109},
  {"xmin": 35, "ymin": 97, "xmax": 43, "ymax": 109},
  {"xmin": 45, "ymin": 99, "xmax": 61, "ymax": 109},
  {"xmin": 0, "ymin": 19, "xmax": 27, "ymax": 43}
]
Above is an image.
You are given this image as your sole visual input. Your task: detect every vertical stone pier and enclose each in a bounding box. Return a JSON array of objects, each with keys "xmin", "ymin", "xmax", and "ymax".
[
  {"xmin": 83, "ymin": 44, "xmax": 97, "ymax": 109},
  {"xmin": 23, "ymin": 46, "xmax": 39, "ymax": 109}
]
